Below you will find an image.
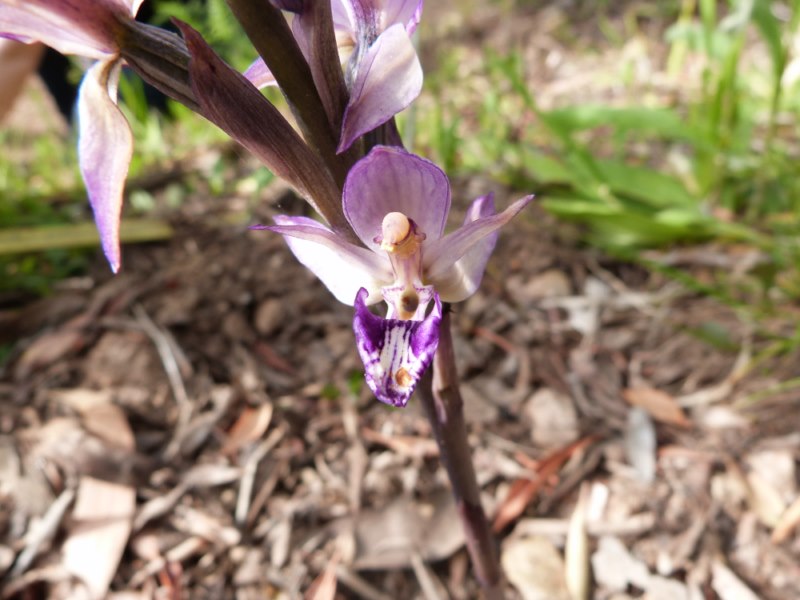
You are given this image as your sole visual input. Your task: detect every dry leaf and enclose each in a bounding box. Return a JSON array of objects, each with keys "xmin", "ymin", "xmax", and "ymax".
[
  {"xmin": 53, "ymin": 389, "xmax": 135, "ymax": 451},
  {"xmin": 0, "ymin": 544, "xmax": 14, "ymax": 574},
  {"xmin": 745, "ymin": 449, "xmax": 796, "ymax": 501},
  {"xmin": 12, "ymin": 487, "xmax": 76, "ymax": 576},
  {"xmin": 15, "ymin": 319, "xmax": 87, "ymax": 379},
  {"xmin": 502, "ymin": 536, "xmax": 570, "ymax": 600},
  {"xmin": 107, "ymin": 592, "xmax": 151, "ymax": 600},
  {"xmin": 493, "ymin": 478, "xmax": 546, "ymax": 533},
  {"xmin": 360, "ymin": 428, "xmax": 439, "ymax": 459},
  {"xmin": 62, "ymin": 477, "xmax": 135, "ymax": 600},
  {"xmin": 772, "ymin": 494, "xmax": 800, "ymax": 543},
  {"xmin": 745, "ymin": 471, "xmax": 786, "ymax": 528},
  {"xmin": 305, "ymin": 552, "xmax": 339, "ymax": 600},
  {"xmin": 590, "ymin": 536, "xmax": 650, "ymax": 592},
  {"xmin": 221, "ymin": 403, "xmax": 273, "ymax": 455},
  {"xmin": 623, "ymin": 387, "xmax": 691, "ymax": 427},
  {"xmin": 182, "ymin": 463, "xmax": 242, "ymax": 487},
  {"xmin": 695, "ymin": 406, "xmax": 749, "ymax": 429},
  {"xmin": 711, "ymin": 561, "xmax": 759, "ymax": 600},
  {"xmin": 493, "ymin": 437, "xmax": 596, "ymax": 532},
  {"xmin": 254, "ymin": 341, "xmax": 295, "ymax": 373},
  {"xmin": 351, "ymin": 491, "xmax": 464, "ymax": 570}
]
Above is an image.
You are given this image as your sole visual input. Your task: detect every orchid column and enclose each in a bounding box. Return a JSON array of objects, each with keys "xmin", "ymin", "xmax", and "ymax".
[{"xmin": 1, "ymin": 0, "xmax": 531, "ymax": 595}]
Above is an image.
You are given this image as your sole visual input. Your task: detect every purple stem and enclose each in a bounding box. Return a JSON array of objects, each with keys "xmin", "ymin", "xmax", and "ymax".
[{"xmin": 417, "ymin": 307, "xmax": 504, "ymax": 599}]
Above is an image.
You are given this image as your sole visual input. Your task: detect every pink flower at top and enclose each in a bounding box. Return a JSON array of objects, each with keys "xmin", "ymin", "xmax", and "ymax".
[{"xmin": 245, "ymin": 0, "xmax": 423, "ymax": 153}]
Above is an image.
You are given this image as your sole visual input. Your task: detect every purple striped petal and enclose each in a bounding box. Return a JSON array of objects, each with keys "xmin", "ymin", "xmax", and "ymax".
[
  {"xmin": 77, "ymin": 58, "xmax": 132, "ymax": 273},
  {"xmin": 343, "ymin": 146, "xmax": 450, "ymax": 250},
  {"xmin": 353, "ymin": 287, "xmax": 441, "ymax": 407},
  {"xmin": 337, "ymin": 23, "xmax": 421, "ymax": 153},
  {"xmin": 257, "ymin": 215, "xmax": 392, "ymax": 305},
  {"xmin": 424, "ymin": 195, "xmax": 534, "ymax": 302}
]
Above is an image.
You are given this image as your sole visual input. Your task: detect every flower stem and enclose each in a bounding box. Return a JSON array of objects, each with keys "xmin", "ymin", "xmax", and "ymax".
[{"xmin": 418, "ymin": 307, "xmax": 504, "ymax": 599}]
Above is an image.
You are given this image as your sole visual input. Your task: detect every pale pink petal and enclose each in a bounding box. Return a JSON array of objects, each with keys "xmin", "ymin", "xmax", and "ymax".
[
  {"xmin": 337, "ymin": 23, "xmax": 421, "ymax": 152},
  {"xmin": 0, "ymin": 0, "xmax": 139, "ymax": 57},
  {"xmin": 92, "ymin": 0, "xmax": 142, "ymax": 15},
  {"xmin": 243, "ymin": 57, "xmax": 279, "ymax": 89},
  {"xmin": 424, "ymin": 195, "xmax": 534, "ymax": 302},
  {"xmin": 343, "ymin": 146, "xmax": 450, "ymax": 250},
  {"xmin": 0, "ymin": 5, "xmax": 111, "ymax": 58},
  {"xmin": 380, "ymin": 0, "xmax": 423, "ymax": 33},
  {"xmin": 258, "ymin": 215, "xmax": 392, "ymax": 305},
  {"xmin": 77, "ymin": 57, "xmax": 133, "ymax": 273},
  {"xmin": 291, "ymin": 11, "xmax": 312, "ymax": 58},
  {"xmin": 128, "ymin": 0, "xmax": 145, "ymax": 16},
  {"xmin": 331, "ymin": 0, "xmax": 357, "ymax": 32},
  {"xmin": 424, "ymin": 194, "xmax": 497, "ymax": 302}
]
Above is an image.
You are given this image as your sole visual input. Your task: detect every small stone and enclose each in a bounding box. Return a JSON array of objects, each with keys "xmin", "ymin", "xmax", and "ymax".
[
  {"xmin": 502, "ymin": 536, "xmax": 570, "ymax": 600},
  {"xmin": 254, "ymin": 298, "xmax": 283, "ymax": 336},
  {"xmin": 222, "ymin": 312, "xmax": 254, "ymax": 343},
  {"xmin": 591, "ymin": 536, "xmax": 651, "ymax": 592},
  {"xmin": 525, "ymin": 388, "xmax": 579, "ymax": 449},
  {"xmin": 0, "ymin": 545, "xmax": 14, "ymax": 574},
  {"xmin": 461, "ymin": 384, "xmax": 499, "ymax": 424},
  {"xmin": 520, "ymin": 269, "xmax": 572, "ymax": 302}
]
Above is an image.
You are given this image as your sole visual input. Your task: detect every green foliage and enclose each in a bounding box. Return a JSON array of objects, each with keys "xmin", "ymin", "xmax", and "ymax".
[
  {"xmin": 418, "ymin": 1, "xmax": 800, "ymax": 304},
  {"xmin": 151, "ymin": 0, "xmax": 255, "ymax": 71}
]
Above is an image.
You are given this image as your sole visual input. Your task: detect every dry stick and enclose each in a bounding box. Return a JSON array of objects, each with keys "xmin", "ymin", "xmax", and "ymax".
[{"xmin": 417, "ymin": 308, "xmax": 504, "ymax": 599}]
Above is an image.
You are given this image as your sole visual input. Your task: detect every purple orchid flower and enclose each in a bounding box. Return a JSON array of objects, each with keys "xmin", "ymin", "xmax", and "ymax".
[
  {"xmin": 0, "ymin": 0, "xmax": 144, "ymax": 273},
  {"xmin": 257, "ymin": 146, "xmax": 532, "ymax": 406},
  {"xmin": 245, "ymin": 0, "xmax": 423, "ymax": 153}
]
